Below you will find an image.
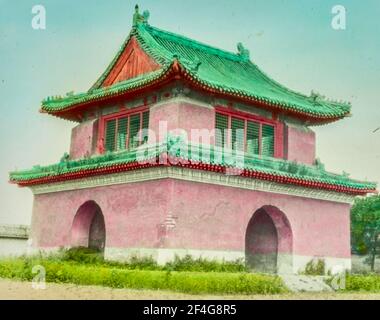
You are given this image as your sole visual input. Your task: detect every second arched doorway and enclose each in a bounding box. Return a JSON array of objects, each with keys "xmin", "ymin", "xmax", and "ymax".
[{"xmin": 245, "ymin": 206, "xmax": 293, "ymax": 274}]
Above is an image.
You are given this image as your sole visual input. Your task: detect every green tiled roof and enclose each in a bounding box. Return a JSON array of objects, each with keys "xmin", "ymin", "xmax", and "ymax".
[
  {"xmin": 9, "ymin": 137, "xmax": 377, "ymax": 194},
  {"xmin": 41, "ymin": 14, "xmax": 351, "ymax": 122},
  {"xmin": 42, "ymin": 68, "xmax": 169, "ymax": 111}
]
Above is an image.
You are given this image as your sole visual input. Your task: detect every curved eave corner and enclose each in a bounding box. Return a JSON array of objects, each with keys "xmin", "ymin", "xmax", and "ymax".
[
  {"xmin": 39, "ymin": 63, "xmax": 176, "ymax": 121},
  {"xmin": 182, "ymin": 69, "xmax": 351, "ymax": 125}
]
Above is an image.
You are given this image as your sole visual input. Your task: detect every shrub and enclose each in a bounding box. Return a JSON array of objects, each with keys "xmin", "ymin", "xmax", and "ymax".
[
  {"xmin": 0, "ymin": 258, "xmax": 32, "ymax": 280},
  {"xmin": 164, "ymin": 255, "xmax": 247, "ymax": 273},
  {"xmin": 44, "ymin": 249, "xmax": 247, "ymax": 273},
  {"xmin": 118, "ymin": 255, "xmax": 159, "ymax": 270},
  {"xmin": 344, "ymin": 274, "xmax": 380, "ymax": 292},
  {"xmin": 50, "ymin": 248, "xmax": 160, "ymax": 271},
  {"xmin": 60, "ymin": 247, "xmax": 104, "ymax": 264},
  {"xmin": 302, "ymin": 259, "xmax": 326, "ymax": 276},
  {"xmin": 0, "ymin": 258, "xmax": 286, "ymax": 295}
]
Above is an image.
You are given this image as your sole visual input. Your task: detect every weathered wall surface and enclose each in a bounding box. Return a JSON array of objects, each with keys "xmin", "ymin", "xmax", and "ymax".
[
  {"xmin": 168, "ymin": 180, "xmax": 350, "ymax": 261},
  {"xmin": 30, "ymin": 175, "xmax": 351, "ymax": 273},
  {"xmin": 68, "ymin": 98, "xmax": 318, "ymax": 167},
  {"xmin": 70, "ymin": 119, "xmax": 98, "ymax": 160},
  {"xmin": 284, "ymin": 123, "xmax": 316, "ymax": 165},
  {"xmin": 148, "ymin": 100, "xmax": 215, "ymax": 144},
  {"xmin": 31, "ymin": 179, "xmax": 171, "ymax": 249}
]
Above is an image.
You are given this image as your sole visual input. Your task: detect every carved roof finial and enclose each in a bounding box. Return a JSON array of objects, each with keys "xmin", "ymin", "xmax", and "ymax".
[
  {"xmin": 310, "ymin": 90, "xmax": 326, "ymax": 103},
  {"xmin": 133, "ymin": 4, "xmax": 149, "ymax": 26},
  {"xmin": 237, "ymin": 42, "xmax": 250, "ymax": 60}
]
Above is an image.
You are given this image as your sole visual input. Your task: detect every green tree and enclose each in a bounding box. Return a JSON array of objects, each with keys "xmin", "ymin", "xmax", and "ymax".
[
  {"xmin": 363, "ymin": 222, "xmax": 380, "ymax": 272},
  {"xmin": 351, "ymin": 195, "xmax": 380, "ymax": 271}
]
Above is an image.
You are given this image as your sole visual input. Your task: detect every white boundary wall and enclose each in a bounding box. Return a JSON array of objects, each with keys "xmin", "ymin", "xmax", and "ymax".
[{"xmin": 0, "ymin": 225, "xmax": 30, "ymax": 258}]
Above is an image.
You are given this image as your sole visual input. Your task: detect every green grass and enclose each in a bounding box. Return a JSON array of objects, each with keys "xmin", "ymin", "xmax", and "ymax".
[
  {"xmin": 3, "ymin": 251, "xmax": 380, "ymax": 294},
  {"xmin": 0, "ymin": 256, "xmax": 286, "ymax": 295},
  {"xmin": 3, "ymin": 249, "xmax": 380, "ymax": 294},
  {"xmin": 344, "ymin": 274, "xmax": 380, "ymax": 292}
]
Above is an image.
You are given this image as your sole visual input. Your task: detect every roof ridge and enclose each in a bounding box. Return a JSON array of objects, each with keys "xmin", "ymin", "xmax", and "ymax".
[
  {"xmin": 89, "ymin": 23, "xmax": 176, "ymax": 92},
  {"xmin": 140, "ymin": 23, "xmax": 350, "ymax": 112},
  {"xmin": 134, "ymin": 24, "xmax": 173, "ymax": 63},
  {"xmin": 141, "ymin": 24, "xmax": 246, "ymax": 63},
  {"xmin": 40, "ymin": 9, "xmax": 352, "ymax": 124}
]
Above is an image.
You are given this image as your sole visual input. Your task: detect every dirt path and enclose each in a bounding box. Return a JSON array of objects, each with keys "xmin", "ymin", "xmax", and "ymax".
[{"xmin": 1, "ymin": 279, "xmax": 380, "ymax": 300}]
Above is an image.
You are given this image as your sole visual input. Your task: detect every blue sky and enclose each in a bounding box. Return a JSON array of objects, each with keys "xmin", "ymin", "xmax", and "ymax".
[{"xmin": 0, "ymin": 0, "xmax": 379, "ymax": 224}]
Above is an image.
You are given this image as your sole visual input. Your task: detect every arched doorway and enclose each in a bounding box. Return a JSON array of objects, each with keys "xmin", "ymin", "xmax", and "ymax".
[
  {"xmin": 71, "ymin": 201, "xmax": 106, "ymax": 252},
  {"xmin": 245, "ymin": 206, "xmax": 293, "ymax": 274}
]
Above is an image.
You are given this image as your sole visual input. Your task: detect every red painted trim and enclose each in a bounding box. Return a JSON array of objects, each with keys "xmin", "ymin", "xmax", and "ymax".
[
  {"xmin": 98, "ymin": 106, "xmax": 149, "ymax": 153},
  {"xmin": 97, "ymin": 117, "xmax": 105, "ymax": 154},
  {"xmin": 244, "ymin": 119, "xmax": 248, "ymax": 152},
  {"xmin": 258, "ymin": 122, "xmax": 263, "ymax": 155},
  {"xmin": 214, "ymin": 107, "xmax": 284, "ymax": 158},
  {"xmin": 114, "ymin": 117, "xmax": 119, "ymax": 150},
  {"xmin": 101, "ymin": 105, "xmax": 148, "ymax": 121},
  {"xmin": 127, "ymin": 116, "xmax": 131, "ymax": 150},
  {"xmin": 215, "ymin": 106, "xmax": 277, "ymax": 125},
  {"xmin": 139, "ymin": 112, "xmax": 143, "ymax": 143},
  {"xmin": 227, "ymin": 115, "xmax": 232, "ymax": 148}
]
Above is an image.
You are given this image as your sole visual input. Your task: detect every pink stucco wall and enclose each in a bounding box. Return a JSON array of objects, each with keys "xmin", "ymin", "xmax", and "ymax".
[
  {"xmin": 148, "ymin": 101, "xmax": 215, "ymax": 144},
  {"xmin": 168, "ymin": 180, "xmax": 350, "ymax": 259},
  {"xmin": 148, "ymin": 101, "xmax": 316, "ymax": 166},
  {"xmin": 31, "ymin": 177, "xmax": 350, "ymax": 260},
  {"xmin": 39, "ymin": 100, "xmax": 348, "ymax": 269},
  {"xmin": 285, "ymin": 124, "xmax": 316, "ymax": 165},
  {"xmin": 69, "ymin": 101, "xmax": 317, "ymax": 168},
  {"xmin": 70, "ymin": 119, "xmax": 98, "ymax": 160},
  {"xmin": 31, "ymin": 179, "xmax": 171, "ymax": 249}
]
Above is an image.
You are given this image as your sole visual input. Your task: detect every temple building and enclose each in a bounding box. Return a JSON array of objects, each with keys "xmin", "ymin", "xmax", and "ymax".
[{"xmin": 10, "ymin": 6, "xmax": 377, "ymax": 274}]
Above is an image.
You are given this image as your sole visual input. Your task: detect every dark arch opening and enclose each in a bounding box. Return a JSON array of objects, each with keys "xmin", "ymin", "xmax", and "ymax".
[
  {"xmin": 71, "ymin": 201, "xmax": 106, "ymax": 252},
  {"xmin": 245, "ymin": 206, "xmax": 293, "ymax": 274}
]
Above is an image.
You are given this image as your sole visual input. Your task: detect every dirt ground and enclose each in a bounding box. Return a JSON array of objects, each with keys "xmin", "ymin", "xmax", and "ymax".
[{"xmin": 1, "ymin": 279, "xmax": 380, "ymax": 300}]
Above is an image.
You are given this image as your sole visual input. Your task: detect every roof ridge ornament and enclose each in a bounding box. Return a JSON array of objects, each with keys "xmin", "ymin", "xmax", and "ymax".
[
  {"xmin": 309, "ymin": 90, "xmax": 351, "ymax": 107},
  {"xmin": 237, "ymin": 42, "xmax": 250, "ymax": 61},
  {"xmin": 190, "ymin": 58, "xmax": 202, "ymax": 72},
  {"xmin": 310, "ymin": 90, "xmax": 326, "ymax": 103},
  {"xmin": 133, "ymin": 4, "xmax": 149, "ymax": 26}
]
